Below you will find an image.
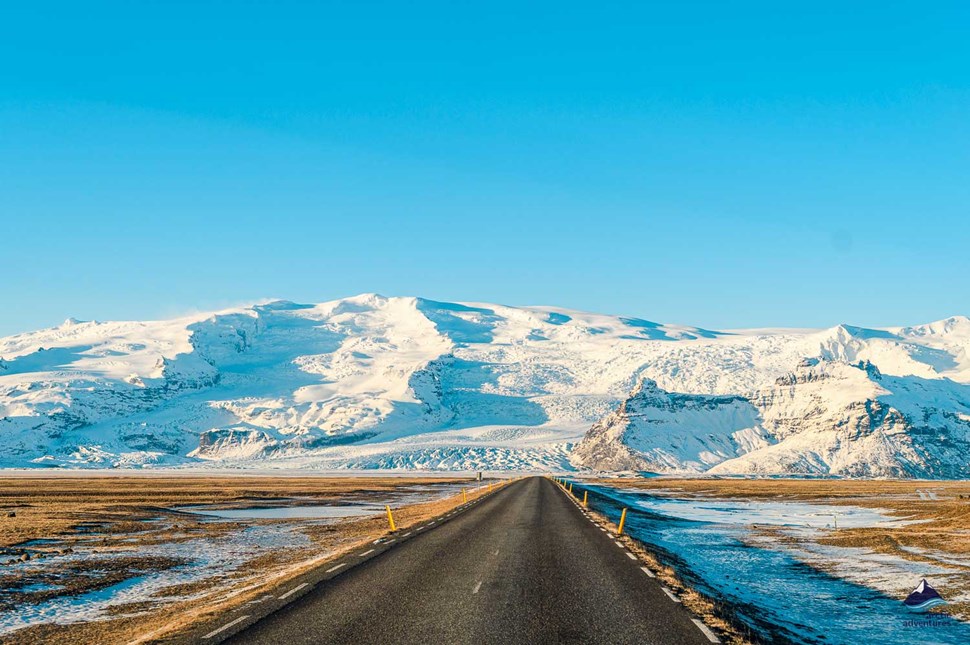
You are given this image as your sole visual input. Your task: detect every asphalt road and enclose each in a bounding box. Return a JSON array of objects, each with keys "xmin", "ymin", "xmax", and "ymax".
[{"xmin": 216, "ymin": 477, "xmax": 716, "ymax": 644}]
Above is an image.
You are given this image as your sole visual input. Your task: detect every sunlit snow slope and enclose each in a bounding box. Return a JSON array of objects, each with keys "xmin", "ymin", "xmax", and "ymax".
[{"xmin": 1, "ymin": 295, "xmax": 968, "ymax": 475}]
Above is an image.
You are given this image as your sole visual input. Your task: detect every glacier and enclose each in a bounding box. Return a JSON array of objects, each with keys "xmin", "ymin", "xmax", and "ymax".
[{"xmin": 1, "ymin": 294, "xmax": 968, "ymax": 476}]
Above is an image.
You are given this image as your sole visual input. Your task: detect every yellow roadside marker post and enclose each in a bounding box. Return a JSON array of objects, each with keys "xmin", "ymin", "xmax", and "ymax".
[
  {"xmin": 488, "ymin": 482, "xmax": 493, "ymax": 492},
  {"xmin": 569, "ymin": 483, "xmax": 573, "ymax": 495},
  {"xmin": 463, "ymin": 488, "xmax": 467, "ymax": 503},
  {"xmin": 385, "ymin": 505, "xmax": 397, "ymax": 532},
  {"xmin": 617, "ymin": 508, "xmax": 628, "ymax": 536},
  {"xmin": 583, "ymin": 491, "xmax": 588, "ymax": 508}
]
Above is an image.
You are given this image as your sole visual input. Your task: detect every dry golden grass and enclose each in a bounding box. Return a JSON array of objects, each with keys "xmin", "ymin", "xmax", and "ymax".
[
  {"xmin": 0, "ymin": 475, "xmax": 506, "ymax": 645},
  {"xmin": 0, "ymin": 475, "xmax": 471, "ymax": 548}
]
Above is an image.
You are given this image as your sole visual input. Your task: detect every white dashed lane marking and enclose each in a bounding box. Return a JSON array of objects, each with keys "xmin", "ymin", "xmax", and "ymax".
[
  {"xmin": 203, "ymin": 615, "xmax": 250, "ymax": 640},
  {"xmin": 691, "ymin": 619, "xmax": 721, "ymax": 643},
  {"xmin": 359, "ymin": 549, "xmax": 375, "ymax": 557},
  {"xmin": 625, "ymin": 552, "xmax": 637, "ymax": 560},
  {"xmin": 278, "ymin": 583, "xmax": 308, "ymax": 600},
  {"xmin": 640, "ymin": 566, "xmax": 655, "ymax": 578},
  {"xmin": 661, "ymin": 587, "xmax": 681, "ymax": 603},
  {"xmin": 243, "ymin": 594, "xmax": 272, "ymax": 606},
  {"xmin": 326, "ymin": 563, "xmax": 346, "ymax": 573},
  {"xmin": 473, "ymin": 581, "xmax": 483, "ymax": 594}
]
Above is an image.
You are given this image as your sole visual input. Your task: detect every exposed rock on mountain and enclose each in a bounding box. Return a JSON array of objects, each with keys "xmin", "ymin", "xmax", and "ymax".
[
  {"xmin": 569, "ymin": 379, "xmax": 768, "ymax": 472},
  {"xmin": 572, "ymin": 358, "xmax": 970, "ymax": 478}
]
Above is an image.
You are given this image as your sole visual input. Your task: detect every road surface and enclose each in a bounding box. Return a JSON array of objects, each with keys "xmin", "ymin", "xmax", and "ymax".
[{"xmin": 203, "ymin": 477, "xmax": 716, "ymax": 644}]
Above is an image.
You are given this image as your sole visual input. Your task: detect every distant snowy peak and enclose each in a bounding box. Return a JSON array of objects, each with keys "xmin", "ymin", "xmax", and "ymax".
[
  {"xmin": 897, "ymin": 315, "xmax": 970, "ymax": 338},
  {"xmin": 809, "ymin": 319, "xmax": 970, "ymax": 383}
]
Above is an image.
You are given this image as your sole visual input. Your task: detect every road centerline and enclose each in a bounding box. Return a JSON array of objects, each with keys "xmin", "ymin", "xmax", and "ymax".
[{"xmin": 217, "ymin": 478, "xmax": 710, "ymax": 645}]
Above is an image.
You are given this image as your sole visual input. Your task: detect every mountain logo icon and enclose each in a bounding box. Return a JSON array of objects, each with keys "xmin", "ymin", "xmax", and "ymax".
[{"xmin": 903, "ymin": 579, "xmax": 947, "ymax": 612}]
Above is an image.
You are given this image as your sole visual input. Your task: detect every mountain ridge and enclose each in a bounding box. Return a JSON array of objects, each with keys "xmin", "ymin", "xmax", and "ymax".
[{"xmin": 1, "ymin": 295, "xmax": 968, "ymax": 475}]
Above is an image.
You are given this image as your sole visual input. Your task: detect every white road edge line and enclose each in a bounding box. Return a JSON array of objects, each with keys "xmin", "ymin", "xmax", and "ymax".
[
  {"xmin": 473, "ymin": 581, "xmax": 483, "ymax": 594},
  {"xmin": 326, "ymin": 563, "xmax": 346, "ymax": 573},
  {"xmin": 614, "ymin": 541, "xmax": 624, "ymax": 548},
  {"xmin": 402, "ymin": 532, "xmax": 412, "ymax": 537},
  {"xmin": 360, "ymin": 549, "xmax": 375, "ymax": 556},
  {"xmin": 203, "ymin": 615, "xmax": 250, "ymax": 640},
  {"xmin": 386, "ymin": 539, "xmax": 396, "ymax": 544},
  {"xmin": 278, "ymin": 582, "xmax": 308, "ymax": 600},
  {"xmin": 640, "ymin": 566, "xmax": 655, "ymax": 578},
  {"xmin": 625, "ymin": 552, "xmax": 637, "ymax": 560},
  {"xmin": 691, "ymin": 618, "xmax": 721, "ymax": 643},
  {"xmin": 661, "ymin": 587, "xmax": 681, "ymax": 603}
]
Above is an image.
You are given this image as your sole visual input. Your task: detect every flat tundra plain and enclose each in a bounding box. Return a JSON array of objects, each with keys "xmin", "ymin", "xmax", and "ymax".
[{"xmin": 2, "ymin": 475, "xmax": 970, "ymax": 644}]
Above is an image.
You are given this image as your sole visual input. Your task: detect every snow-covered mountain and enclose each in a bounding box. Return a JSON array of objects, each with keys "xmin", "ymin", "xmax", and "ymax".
[
  {"xmin": 1, "ymin": 294, "xmax": 968, "ymax": 476},
  {"xmin": 571, "ymin": 358, "xmax": 970, "ymax": 477},
  {"xmin": 569, "ymin": 379, "xmax": 770, "ymax": 473}
]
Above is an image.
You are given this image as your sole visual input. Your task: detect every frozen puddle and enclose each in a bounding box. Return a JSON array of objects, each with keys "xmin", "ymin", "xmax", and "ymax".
[
  {"xmin": 175, "ymin": 479, "xmax": 476, "ymax": 520},
  {"xmin": 626, "ymin": 493, "xmax": 917, "ymax": 530},
  {"xmin": 588, "ymin": 485, "xmax": 970, "ymax": 645},
  {"xmin": 178, "ymin": 503, "xmax": 385, "ymax": 520}
]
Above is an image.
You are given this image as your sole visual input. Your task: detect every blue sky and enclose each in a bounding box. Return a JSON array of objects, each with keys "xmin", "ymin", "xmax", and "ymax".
[{"xmin": 2, "ymin": 1, "xmax": 968, "ymax": 335}]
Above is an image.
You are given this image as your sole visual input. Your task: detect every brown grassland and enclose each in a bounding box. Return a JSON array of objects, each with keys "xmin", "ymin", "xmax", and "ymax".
[{"xmin": 0, "ymin": 475, "xmax": 488, "ymax": 644}]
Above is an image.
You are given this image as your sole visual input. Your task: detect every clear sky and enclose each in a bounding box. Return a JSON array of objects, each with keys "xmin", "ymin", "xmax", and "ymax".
[{"xmin": 2, "ymin": 1, "xmax": 968, "ymax": 336}]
